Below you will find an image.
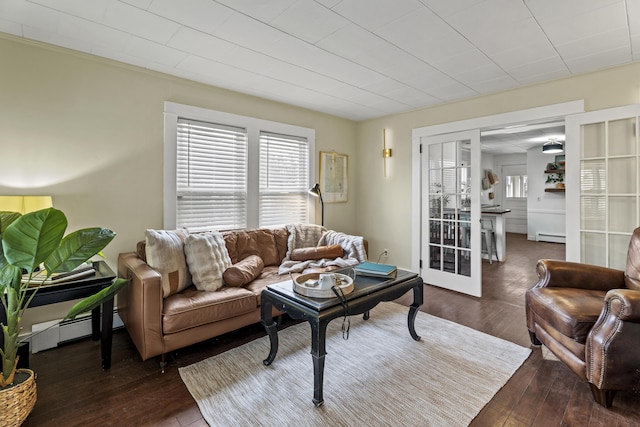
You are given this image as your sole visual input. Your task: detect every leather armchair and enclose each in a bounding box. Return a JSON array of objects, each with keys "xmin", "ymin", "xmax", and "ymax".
[{"xmin": 525, "ymin": 227, "xmax": 640, "ymax": 407}]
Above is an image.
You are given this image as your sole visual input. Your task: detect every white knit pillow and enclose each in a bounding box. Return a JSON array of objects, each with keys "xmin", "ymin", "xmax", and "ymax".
[
  {"xmin": 184, "ymin": 231, "xmax": 232, "ymax": 292},
  {"xmin": 145, "ymin": 229, "xmax": 191, "ymax": 297}
]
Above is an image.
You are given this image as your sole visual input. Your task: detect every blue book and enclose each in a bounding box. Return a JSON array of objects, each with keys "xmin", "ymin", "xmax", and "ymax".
[{"xmin": 354, "ymin": 261, "xmax": 397, "ymax": 277}]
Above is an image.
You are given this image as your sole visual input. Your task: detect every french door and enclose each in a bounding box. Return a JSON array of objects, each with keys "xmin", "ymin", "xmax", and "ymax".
[
  {"xmin": 421, "ymin": 130, "xmax": 482, "ymax": 297},
  {"xmin": 566, "ymin": 104, "xmax": 640, "ymax": 267}
]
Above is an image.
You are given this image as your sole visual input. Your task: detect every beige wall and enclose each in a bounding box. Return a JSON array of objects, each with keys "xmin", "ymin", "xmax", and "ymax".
[
  {"xmin": 354, "ymin": 62, "xmax": 640, "ymax": 269},
  {"xmin": 0, "ymin": 35, "xmax": 357, "ymax": 327}
]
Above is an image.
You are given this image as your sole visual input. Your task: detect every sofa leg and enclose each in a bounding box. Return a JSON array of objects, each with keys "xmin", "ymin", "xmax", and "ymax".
[
  {"xmin": 160, "ymin": 353, "xmax": 168, "ymax": 373},
  {"xmin": 528, "ymin": 330, "xmax": 542, "ymax": 346},
  {"xmin": 589, "ymin": 383, "xmax": 615, "ymax": 408}
]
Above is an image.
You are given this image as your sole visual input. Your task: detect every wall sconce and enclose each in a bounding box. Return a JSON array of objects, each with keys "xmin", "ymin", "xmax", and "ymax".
[
  {"xmin": 308, "ymin": 184, "xmax": 324, "ymax": 226},
  {"xmin": 0, "ymin": 196, "xmax": 53, "ymax": 214},
  {"xmin": 383, "ymin": 128, "xmax": 392, "ymax": 178}
]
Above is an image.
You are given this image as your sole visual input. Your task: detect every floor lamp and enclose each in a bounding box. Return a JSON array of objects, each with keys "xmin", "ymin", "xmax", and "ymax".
[{"xmin": 308, "ymin": 183, "xmax": 324, "ymax": 226}]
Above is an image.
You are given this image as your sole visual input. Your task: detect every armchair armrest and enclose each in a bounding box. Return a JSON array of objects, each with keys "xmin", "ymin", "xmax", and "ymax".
[
  {"xmin": 117, "ymin": 252, "xmax": 165, "ymax": 360},
  {"xmin": 587, "ymin": 289, "xmax": 640, "ymax": 390},
  {"xmin": 534, "ymin": 259, "xmax": 625, "ymax": 292}
]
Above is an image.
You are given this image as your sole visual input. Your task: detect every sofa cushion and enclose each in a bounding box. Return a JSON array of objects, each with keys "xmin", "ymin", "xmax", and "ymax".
[
  {"xmin": 223, "ymin": 255, "xmax": 264, "ymax": 287},
  {"xmin": 527, "ymin": 287, "xmax": 606, "ymax": 343},
  {"xmin": 273, "ymin": 227, "xmax": 289, "ymax": 262},
  {"xmin": 145, "ymin": 229, "xmax": 191, "ymax": 297},
  {"xmin": 162, "ymin": 286, "xmax": 257, "ymax": 334},
  {"xmin": 232, "ymin": 229, "xmax": 279, "ymax": 266},
  {"xmin": 290, "ymin": 244, "xmax": 343, "ymax": 261},
  {"xmin": 184, "ymin": 231, "xmax": 232, "ymax": 292}
]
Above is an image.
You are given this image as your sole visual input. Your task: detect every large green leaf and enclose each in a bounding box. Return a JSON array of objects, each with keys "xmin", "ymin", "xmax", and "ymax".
[
  {"xmin": 0, "ymin": 212, "xmax": 22, "ymax": 278},
  {"xmin": 3, "ymin": 208, "xmax": 67, "ymax": 273},
  {"xmin": 44, "ymin": 227, "xmax": 116, "ymax": 273},
  {"xmin": 64, "ymin": 278, "xmax": 128, "ymax": 320},
  {"xmin": 0, "ymin": 212, "xmax": 21, "ymax": 234}
]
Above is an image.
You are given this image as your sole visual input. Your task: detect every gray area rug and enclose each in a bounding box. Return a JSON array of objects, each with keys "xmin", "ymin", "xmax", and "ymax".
[{"xmin": 179, "ymin": 302, "xmax": 531, "ymax": 426}]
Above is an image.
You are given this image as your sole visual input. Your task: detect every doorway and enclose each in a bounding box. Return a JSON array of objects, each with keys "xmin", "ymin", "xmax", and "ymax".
[{"xmin": 411, "ymin": 101, "xmax": 584, "ymax": 296}]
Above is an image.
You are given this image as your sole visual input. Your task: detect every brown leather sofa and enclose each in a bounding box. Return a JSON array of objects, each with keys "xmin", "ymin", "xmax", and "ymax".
[
  {"xmin": 525, "ymin": 227, "xmax": 640, "ymax": 407},
  {"xmin": 117, "ymin": 226, "xmax": 366, "ymax": 369}
]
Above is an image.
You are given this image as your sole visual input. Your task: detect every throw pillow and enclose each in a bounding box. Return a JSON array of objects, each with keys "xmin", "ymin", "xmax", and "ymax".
[
  {"xmin": 290, "ymin": 244, "xmax": 344, "ymax": 261},
  {"xmin": 223, "ymin": 255, "xmax": 264, "ymax": 287},
  {"xmin": 145, "ymin": 229, "xmax": 191, "ymax": 298},
  {"xmin": 184, "ymin": 231, "xmax": 232, "ymax": 292}
]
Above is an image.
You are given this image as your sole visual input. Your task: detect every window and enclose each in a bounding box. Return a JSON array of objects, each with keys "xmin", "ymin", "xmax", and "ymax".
[
  {"xmin": 176, "ymin": 119, "xmax": 248, "ymax": 230},
  {"xmin": 505, "ymin": 175, "xmax": 527, "ymax": 198},
  {"xmin": 259, "ymin": 132, "xmax": 309, "ymax": 226},
  {"xmin": 164, "ymin": 102, "xmax": 315, "ymax": 230}
]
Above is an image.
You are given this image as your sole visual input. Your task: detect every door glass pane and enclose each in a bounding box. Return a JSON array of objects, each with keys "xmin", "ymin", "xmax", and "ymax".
[
  {"xmin": 580, "ymin": 160, "xmax": 606, "ymax": 194},
  {"xmin": 609, "ymin": 234, "xmax": 631, "ymax": 270},
  {"xmin": 429, "ymin": 245, "xmax": 441, "ymax": 269},
  {"xmin": 443, "ymin": 220, "xmax": 456, "ymax": 246},
  {"xmin": 442, "ymin": 247, "xmax": 455, "ymax": 273},
  {"xmin": 442, "ymin": 168, "xmax": 456, "ymax": 194},
  {"xmin": 442, "ymin": 141, "xmax": 456, "ymax": 166},
  {"xmin": 458, "ymin": 220, "xmax": 471, "ymax": 249},
  {"xmin": 581, "ymin": 232, "xmax": 606, "ymax": 266},
  {"xmin": 457, "ymin": 249, "xmax": 470, "ymax": 276},
  {"xmin": 580, "ymin": 196, "xmax": 605, "ymax": 230},
  {"xmin": 608, "ymin": 196, "xmax": 636, "ymax": 232},
  {"xmin": 608, "ymin": 118, "xmax": 636, "ymax": 157},
  {"xmin": 582, "ymin": 123, "xmax": 605, "ymax": 158},
  {"xmin": 608, "ymin": 158, "xmax": 636, "ymax": 194},
  {"xmin": 429, "ymin": 144, "xmax": 442, "ymax": 169},
  {"xmin": 430, "ymin": 220, "xmax": 441, "ymax": 243}
]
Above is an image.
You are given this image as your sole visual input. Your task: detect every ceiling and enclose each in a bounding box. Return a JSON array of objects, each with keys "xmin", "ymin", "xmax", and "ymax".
[
  {"xmin": 2, "ymin": 0, "xmax": 639, "ymax": 124},
  {"xmin": 480, "ymin": 120, "xmax": 565, "ymax": 154}
]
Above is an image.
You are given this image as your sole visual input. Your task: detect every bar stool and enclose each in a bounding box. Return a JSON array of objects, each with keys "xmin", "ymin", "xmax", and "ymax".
[{"xmin": 481, "ymin": 218, "xmax": 498, "ymax": 264}]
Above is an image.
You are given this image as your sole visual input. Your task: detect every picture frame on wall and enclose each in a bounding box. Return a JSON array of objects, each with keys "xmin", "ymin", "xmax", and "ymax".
[
  {"xmin": 555, "ymin": 154, "xmax": 565, "ymax": 164},
  {"xmin": 320, "ymin": 151, "xmax": 348, "ymax": 203}
]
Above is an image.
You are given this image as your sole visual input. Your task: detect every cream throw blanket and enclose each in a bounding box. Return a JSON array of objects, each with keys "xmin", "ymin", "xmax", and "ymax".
[{"xmin": 278, "ymin": 228, "xmax": 367, "ymax": 274}]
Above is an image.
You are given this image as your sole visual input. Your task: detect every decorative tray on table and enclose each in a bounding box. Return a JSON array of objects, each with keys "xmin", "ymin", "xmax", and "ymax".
[{"xmin": 292, "ymin": 272, "xmax": 354, "ymax": 298}]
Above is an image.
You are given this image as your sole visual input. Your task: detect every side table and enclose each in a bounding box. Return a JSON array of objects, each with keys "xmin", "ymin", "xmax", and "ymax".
[{"xmin": 0, "ymin": 260, "xmax": 117, "ymax": 369}]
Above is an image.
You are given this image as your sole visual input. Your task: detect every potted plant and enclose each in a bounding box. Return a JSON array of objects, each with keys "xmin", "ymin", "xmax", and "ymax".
[
  {"xmin": 0, "ymin": 207, "xmax": 127, "ymax": 425},
  {"xmin": 545, "ymin": 172, "xmax": 564, "ymax": 188}
]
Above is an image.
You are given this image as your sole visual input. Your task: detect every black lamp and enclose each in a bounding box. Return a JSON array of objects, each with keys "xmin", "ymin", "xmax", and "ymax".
[
  {"xmin": 542, "ymin": 139, "xmax": 564, "ymax": 154},
  {"xmin": 308, "ymin": 183, "xmax": 324, "ymax": 226}
]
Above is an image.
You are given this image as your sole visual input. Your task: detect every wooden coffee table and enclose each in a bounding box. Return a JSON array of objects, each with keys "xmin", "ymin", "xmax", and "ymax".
[{"xmin": 260, "ymin": 268, "xmax": 423, "ymax": 406}]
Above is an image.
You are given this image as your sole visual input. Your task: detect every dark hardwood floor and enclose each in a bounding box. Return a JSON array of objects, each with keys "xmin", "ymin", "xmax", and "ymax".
[{"xmin": 22, "ymin": 234, "xmax": 640, "ymax": 426}]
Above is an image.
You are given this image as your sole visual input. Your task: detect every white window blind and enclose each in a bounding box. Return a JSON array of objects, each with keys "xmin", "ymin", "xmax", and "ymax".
[
  {"xmin": 259, "ymin": 131, "xmax": 309, "ymax": 226},
  {"xmin": 176, "ymin": 118, "xmax": 248, "ymax": 229}
]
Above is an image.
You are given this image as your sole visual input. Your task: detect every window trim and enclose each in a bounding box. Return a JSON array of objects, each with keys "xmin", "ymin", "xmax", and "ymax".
[{"xmin": 164, "ymin": 102, "xmax": 316, "ymax": 229}]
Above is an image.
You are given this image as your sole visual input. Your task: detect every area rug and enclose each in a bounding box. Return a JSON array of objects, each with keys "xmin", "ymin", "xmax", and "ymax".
[{"xmin": 179, "ymin": 302, "xmax": 531, "ymax": 426}]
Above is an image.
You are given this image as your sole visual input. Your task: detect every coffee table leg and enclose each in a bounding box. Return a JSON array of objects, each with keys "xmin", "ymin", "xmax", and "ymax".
[
  {"xmin": 408, "ymin": 282, "xmax": 423, "ymax": 341},
  {"xmin": 261, "ymin": 299, "xmax": 279, "ymax": 366},
  {"xmin": 310, "ymin": 319, "xmax": 329, "ymax": 407}
]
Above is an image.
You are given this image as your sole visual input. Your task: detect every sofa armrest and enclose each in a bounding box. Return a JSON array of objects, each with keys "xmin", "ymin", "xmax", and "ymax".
[
  {"xmin": 586, "ymin": 289, "xmax": 640, "ymax": 390},
  {"xmin": 533, "ymin": 259, "xmax": 625, "ymax": 292},
  {"xmin": 117, "ymin": 252, "xmax": 165, "ymax": 361}
]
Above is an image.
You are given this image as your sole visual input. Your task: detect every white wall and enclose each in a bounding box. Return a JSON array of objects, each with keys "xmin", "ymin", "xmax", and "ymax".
[{"xmin": 526, "ymin": 147, "xmax": 566, "ymax": 241}]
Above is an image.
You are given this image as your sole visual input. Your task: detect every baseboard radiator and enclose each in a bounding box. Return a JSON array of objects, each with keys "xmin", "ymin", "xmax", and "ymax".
[
  {"xmin": 536, "ymin": 232, "xmax": 566, "ymax": 244},
  {"xmin": 24, "ymin": 311, "xmax": 123, "ymax": 353}
]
